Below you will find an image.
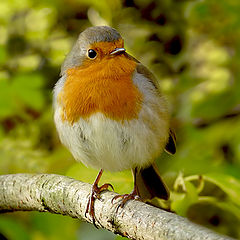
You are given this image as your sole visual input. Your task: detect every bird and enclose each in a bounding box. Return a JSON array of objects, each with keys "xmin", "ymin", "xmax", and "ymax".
[{"xmin": 53, "ymin": 25, "xmax": 176, "ymax": 226}]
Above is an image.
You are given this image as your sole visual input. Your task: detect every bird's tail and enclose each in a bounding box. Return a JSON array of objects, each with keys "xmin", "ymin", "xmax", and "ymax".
[{"xmin": 135, "ymin": 163, "xmax": 169, "ymax": 200}]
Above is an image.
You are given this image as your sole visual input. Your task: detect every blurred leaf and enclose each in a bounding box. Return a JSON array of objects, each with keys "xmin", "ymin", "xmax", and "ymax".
[
  {"xmin": 77, "ymin": 0, "xmax": 122, "ymax": 24},
  {"xmin": 0, "ymin": 45, "xmax": 7, "ymax": 64},
  {"xmin": 31, "ymin": 212, "xmax": 78, "ymax": 240},
  {"xmin": 115, "ymin": 236, "xmax": 128, "ymax": 240},
  {"xmin": 187, "ymin": 201, "xmax": 240, "ymax": 239},
  {"xmin": 171, "ymin": 181, "xmax": 198, "ymax": 216},
  {"xmin": 17, "ymin": 55, "xmax": 41, "ymax": 71},
  {"xmin": 11, "ymin": 73, "xmax": 46, "ymax": 110},
  {"xmin": 215, "ymin": 200, "xmax": 240, "ymax": 221},
  {"xmin": 78, "ymin": 221, "xmax": 116, "ymax": 240},
  {"xmin": 12, "ymin": 73, "xmax": 45, "ymax": 89},
  {"xmin": 190, "ymin": 91, "xmax": 235, "ymax": 120},
  {"xmin": 204, "ymin": 173, "xmax": 240, "ymax": 207},
  {"xmin": 25, "ymin": 7, "xmax": 57, "ymax": 40},
  {"xmin": 0, "ymin": 79, "xmax": 16, "ymax": 118},
  {"xmin": 0, "ymin": 216, "xmax": 30, "ymax": 240}
]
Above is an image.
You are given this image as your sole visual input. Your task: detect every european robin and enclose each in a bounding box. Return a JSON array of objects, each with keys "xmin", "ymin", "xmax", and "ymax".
[{"xmin": 53, "ymin": 26, "xmax": 176, "ymax": 225}]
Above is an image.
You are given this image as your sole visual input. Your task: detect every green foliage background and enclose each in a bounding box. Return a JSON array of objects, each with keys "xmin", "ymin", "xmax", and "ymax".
[{"xmin": 0, "ymin": 0, "xmax": 240, "ymax": 239}]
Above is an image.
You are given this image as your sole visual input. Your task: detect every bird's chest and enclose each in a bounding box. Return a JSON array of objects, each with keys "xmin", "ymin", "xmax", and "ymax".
[{"xmin": 57, "ymin": 58, "xmax": 142, "ymax": 124}]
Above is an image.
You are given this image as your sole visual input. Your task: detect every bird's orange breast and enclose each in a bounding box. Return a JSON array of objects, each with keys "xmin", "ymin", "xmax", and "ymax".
[{"xmin": 58, "ymin": 54, "xmax": 142, "ymax": 124}]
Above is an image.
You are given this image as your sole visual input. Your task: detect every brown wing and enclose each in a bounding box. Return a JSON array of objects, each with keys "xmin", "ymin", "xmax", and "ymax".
[
  {"xmin": 127, "ymin": 53, "xmax": 177, "ymax": 155},
  {"xmin": 165, "ymin": 129, "xmax": 176, "ymax": 155},
  {"xmin": 125, "ymin": 53, "xmax": 161, "ymax": 91}
]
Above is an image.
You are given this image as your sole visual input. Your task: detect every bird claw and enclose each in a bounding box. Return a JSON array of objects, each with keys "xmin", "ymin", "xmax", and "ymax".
[
  {"xmin": 85, "ymin": 182, "xmax": 114, "ymax": 228},
  {"xmin": 112, "ymin": 191, "xmax": 142, "ymax": 210}
]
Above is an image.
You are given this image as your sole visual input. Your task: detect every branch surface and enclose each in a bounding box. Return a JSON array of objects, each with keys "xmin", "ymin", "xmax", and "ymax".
[{"xmin": 0, "ymin": 174, "xmax": 234, "ymax": 240}]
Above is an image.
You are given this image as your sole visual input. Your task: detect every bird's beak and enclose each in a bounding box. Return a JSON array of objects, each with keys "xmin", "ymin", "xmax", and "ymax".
[{"xmin": 110, "ymin": 48, "xmax": 126, "ymax": 55}]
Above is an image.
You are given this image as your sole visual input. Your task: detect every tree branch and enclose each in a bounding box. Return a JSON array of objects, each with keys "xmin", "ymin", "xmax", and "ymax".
[{"xmin": 0, "ymin": 174, "xmax": 234, "ymax": 240}]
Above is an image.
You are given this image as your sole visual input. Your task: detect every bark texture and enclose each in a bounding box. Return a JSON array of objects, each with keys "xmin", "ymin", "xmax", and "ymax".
[{"xmin": 0, "ymin": 174, "xmax": 234, "ymax": 240}]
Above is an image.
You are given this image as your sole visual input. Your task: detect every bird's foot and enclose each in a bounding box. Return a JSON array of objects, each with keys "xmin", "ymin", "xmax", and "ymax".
[
  {"xmin": 85, "ymin": 182, "xmax": 114, "ymax": 228},
  {"xmin": 112, "ymin": 189, "xmax": 142, "ymax": 211}
]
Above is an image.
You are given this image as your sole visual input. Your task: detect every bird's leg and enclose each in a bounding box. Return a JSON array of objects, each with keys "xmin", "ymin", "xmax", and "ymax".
[
  {"xmin": 112, "ymin": 168, "xmax": 141, "ymax": 210},
  {"xmin": 85, "ymin": 169, "xmax": 114, "ymax": 228}
]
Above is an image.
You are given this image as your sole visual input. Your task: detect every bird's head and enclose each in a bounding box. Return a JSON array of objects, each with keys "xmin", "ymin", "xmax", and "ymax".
[{"xmin": 61, "ymin": 26, "xmax": 126, "ymax": 75}]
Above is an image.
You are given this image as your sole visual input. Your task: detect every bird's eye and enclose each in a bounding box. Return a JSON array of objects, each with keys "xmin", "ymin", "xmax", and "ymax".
[{"xmin": 87, "ymin": 49, "xmax": 97, "ymax": 59}]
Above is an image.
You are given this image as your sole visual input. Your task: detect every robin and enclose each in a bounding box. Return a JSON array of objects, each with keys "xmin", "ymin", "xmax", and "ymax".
[{"xmin": 53, "ymin": 26, "xmax": 176, "ymax": 226}]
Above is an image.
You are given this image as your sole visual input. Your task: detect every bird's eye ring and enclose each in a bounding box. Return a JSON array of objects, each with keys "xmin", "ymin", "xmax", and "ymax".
[{"xmin": 87, "ymin": 49, "xmax": 97, "ymax": 59}]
